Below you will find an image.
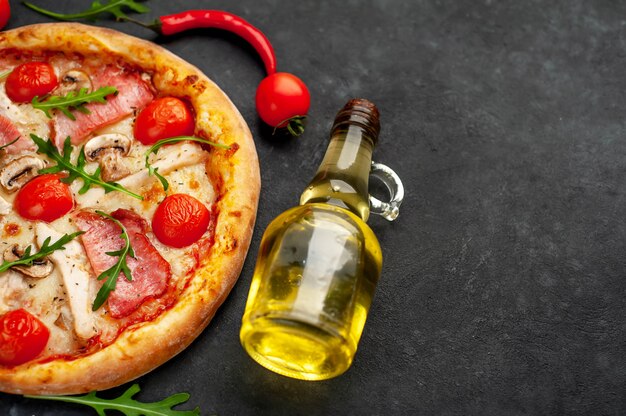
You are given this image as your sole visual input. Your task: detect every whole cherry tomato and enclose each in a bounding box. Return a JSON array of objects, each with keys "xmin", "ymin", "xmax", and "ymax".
[
  {"xmin": 5, "ymin": 61, "xmax": 59, "ymax": 103},
  {"xmin": 0, "ymin": 309, "xmax": 50, "ymax": 367},
  {"xmin": 134, "ymin": 97, "xmax": 195, "ymax": 145},
  {"xmin": 15, "ymin": 174, "xmax": 74, "ymax": 222},
  {"xmin": 152, "ymin": 193, "xmax": 210, "ymax": 248},
  {"xmin": 255, "ymin": 72, "xmax": 310, "ymax": 136},
  {"xmin": 0, "ymin": 0, "xmax": 10, "ymax": 31}
]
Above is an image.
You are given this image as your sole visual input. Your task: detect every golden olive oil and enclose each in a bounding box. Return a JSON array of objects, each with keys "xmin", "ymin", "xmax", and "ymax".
[
  {"xmin": 240, "ymin": 99, "xmax": 393, "ymax": 380},
  {"xmin": 240, "ymin": 204, "xmax": 381, "ymax": 380}
]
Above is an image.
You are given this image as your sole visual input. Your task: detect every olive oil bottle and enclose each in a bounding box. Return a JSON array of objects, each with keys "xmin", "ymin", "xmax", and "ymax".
[{"xmin": 240, "ymin": 99, "xmax": 403, "ymax": 380}]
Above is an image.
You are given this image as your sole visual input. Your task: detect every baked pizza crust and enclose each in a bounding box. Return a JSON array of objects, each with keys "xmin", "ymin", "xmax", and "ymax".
[{"xmin": 0, "ymin": 23, "xmax": 260, "ymax": 395}]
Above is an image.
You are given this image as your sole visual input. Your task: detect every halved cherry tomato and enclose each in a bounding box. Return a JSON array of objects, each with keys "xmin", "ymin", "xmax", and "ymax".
[
  {"xmin": 152, "ymin": 193, "xmax": 210, "ymax": 248},
  {"xmin": 15, "ymin": 174, "xmax": 73, "ymax": 222},
  {"xmin": 255, "ymin": 72, "xmax": 310, "ymax": 136},
  {"xmin": 5, "ymin": 61, "xmax": 59, "ymax": 103},
  {"xmin": 0, "ymin": 309, "xmax": 50, "ymax": 367},
  {"xmin": 134, "ymin": 97, "xmax": 195, "ymax": 145},
  {"xmin": 0, "ymin": 0, "xmax": 10, "ymax": 31}
]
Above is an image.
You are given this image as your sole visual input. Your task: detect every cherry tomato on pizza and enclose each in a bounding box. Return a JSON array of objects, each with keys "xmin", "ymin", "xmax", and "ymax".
[
  {"xmin": 0, "ymin": 0, "xmax": 10, "ymax": 31},
  {"xmin": 14, "ymin": 174, "xmax": 74, "ymax": 222},
  {"xmin": 0, "ymin": 309, "xmax": 50, "ymax": 367},
  {"xmin": 255, "ymin": 72, "xmax": 310, "ymax": 136},
  {"xmin": 5, "ymin": 61, "xmax": 59, "ymax": 103},
  {"xmin": 134, "ymin": 97, "xmax": 195, "ymax": 145},
  {"xmin": 152, "ymin": 193, "xmax": 210, "ymax": 248}
]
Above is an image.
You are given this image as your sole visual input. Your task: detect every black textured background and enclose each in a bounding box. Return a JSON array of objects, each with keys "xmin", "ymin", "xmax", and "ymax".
[{"xmin": 2, "ymin": 0, "xmax": 626, "ymax": 415}]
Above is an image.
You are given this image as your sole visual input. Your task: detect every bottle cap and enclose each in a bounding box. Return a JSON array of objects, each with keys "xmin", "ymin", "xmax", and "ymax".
[{"xmin": 331, "ymin": 98, "xmax": 380, "ymax": 145}]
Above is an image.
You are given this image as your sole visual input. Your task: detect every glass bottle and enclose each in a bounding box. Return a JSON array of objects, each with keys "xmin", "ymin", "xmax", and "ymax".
[{"xmin": 240, "ymin": 98, "xmax": 403, "ymax": 380}]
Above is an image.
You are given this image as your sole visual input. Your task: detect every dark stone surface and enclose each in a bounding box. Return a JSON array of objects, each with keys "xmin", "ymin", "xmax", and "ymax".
[{"xmin": 2, "ymin": 0, "xmax": 626, "ymax": 414}]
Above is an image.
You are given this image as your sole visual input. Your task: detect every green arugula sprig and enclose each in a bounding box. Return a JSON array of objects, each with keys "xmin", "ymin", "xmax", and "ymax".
[
  {"xmin": 0, "ymin": 70, "xmax": 11, "ymax": 80},
  {"xmin": 23, "ymin": 0, "xmax": 150, "ymax": 22},
  {"xmin": 145, "ymin": 136, "xmax": 230, "ymax": 191},
  {"xmin": 24, "ymin": 383, "xmax": 200, "ymax": 416},
  {"xmin": 91, "ymin": 210, "xmax": 135, "ymax": 312},
  {"xmin": 32, "ymin": 86, "xmax": 118, "ymax": 120},
  {"xmin": 31, "ymin": 134, "xmax": 143, "ymax": 200},
  {"xmin": 0, "ymin": 232, "xmax": 83, "ymax": 274}
]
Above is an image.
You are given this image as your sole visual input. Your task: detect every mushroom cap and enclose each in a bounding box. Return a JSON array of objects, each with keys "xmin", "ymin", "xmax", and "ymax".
[
  {"xmin": 3, "ymin": 244, "xmax": 54, "ymax": 279},
  {"xmin": 83, "ymin": 134, "xmax": 132, "ymax": 162},
  {"xmin": 0, "ymin": 155, "xmax": 46, "ymax": 193}
]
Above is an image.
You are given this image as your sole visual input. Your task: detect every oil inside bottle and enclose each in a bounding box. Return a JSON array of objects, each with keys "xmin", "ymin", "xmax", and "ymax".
[{"xmin": 240, "ymin": 204, "xmax": 381, "ymax": 380}]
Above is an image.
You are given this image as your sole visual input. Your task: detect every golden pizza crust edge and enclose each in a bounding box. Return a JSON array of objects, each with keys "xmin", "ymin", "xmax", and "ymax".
[{"xmin": 0, "ymin": 23, "xmax": 260, "ymax": 395}]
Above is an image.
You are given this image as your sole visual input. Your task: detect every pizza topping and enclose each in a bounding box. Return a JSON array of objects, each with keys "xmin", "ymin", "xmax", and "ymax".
[
  {"xmin": 152, "ymin": 194, "xmax": 211, "ymax": 248},
  {"xmin": 53, "ymin": 66, "xmax": 154, "ymax": 145},
  {"xmin": 0, "ymin": 116, "xmax": 33, "ymax": 155},
  {"xmin": 0, "ymin": 272, "xmax": 27, "ymax": 315},
  {"xmin": 56, "ymin": 69, "xmax": 93, "ymax": 95},
  {"xmin": 0, "ymin": 308, "xmax": 50, "ymax": 367},
  {"xmin": 0, "ymin": 195, "xmax": 10, "ymax": 215},
  {"xmin": 32, "ymin": 85, "xmax": 118, "ymax": 121},
  {"xmin": 0, "ymin": 231, "xmax": 83, "ymax": 273},
  {"xmin": 145, "ymin": 136, "xmax": 229, "ymax": 191},
  {"xmin": 84, "ymin": 133, "xmax": 132, "ymax": 182},
  {"xmin": 14, "ymin": 173, "xmax": 74, "ymax": 222},
  {"xmin": 0, "ymin": 155, "xmax": 46, "ymax": 192},
  {"xmin": 77, "ymin": 142, "xmax": 210, "ymax": 207},
  {"xmin": 134, "ymin": 97, "xmax": 195, "ymax": 145},
  {"xmin": 3, "ymin": 245, "xmax": 54, "ymax": 279},
  {"xmin": 35, "ymin": 223, "xmax": 98, "ymax": 339},
  {"xmin": 75, "ymin": 209, "xmax": 171, "ymax": 318},
  {"xmin": 32, "ymin": 135, "xmax": 143, "ymax": 199},
  {"xmin": 4, "ymin": 61, "xmax": 59, "ymax": 103}
]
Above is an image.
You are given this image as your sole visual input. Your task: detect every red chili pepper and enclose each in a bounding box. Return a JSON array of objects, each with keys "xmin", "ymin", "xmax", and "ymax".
[{"xmin": 150, "ymin": 11, "xmax": 277, "ymax": 76}]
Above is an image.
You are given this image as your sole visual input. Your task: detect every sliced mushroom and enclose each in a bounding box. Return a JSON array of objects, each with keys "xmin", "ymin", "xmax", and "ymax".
[
  {"xmin": 3, "ymin": 244, "xmax": 54, "ymax": 279},
  {"xmin": 0, "ymin": 155, "xmax": 46, "ymax": 193},
  {"xmin": 56, "ymin": 69, "xmax": 93, "ymax": 95},
  {"xmin": 84, "ymin": 134, "xmax": 132, "ymax": 182}
]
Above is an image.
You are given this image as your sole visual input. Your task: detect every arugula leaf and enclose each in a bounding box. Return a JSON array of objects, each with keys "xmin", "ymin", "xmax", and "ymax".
[
  {"xmin": 91, "ymin": 210, "xmax": 135, "ymax": 312},
  {"xmin": 23, "ymin": 0, "xmax": 150, "ymax": 22},
  {"xmin": 145, "ymin": 136, "xmax": 230, "ymax": 191},
  {"xmin": 0, "ymin": 232, "xmax": 83, "ymax": 274},
  {"xmin": 31, "ymin": 134, "xmax": 143, "ymax": 200},
  {"xmin": 32, "ymin": 86, "xmax": 118, "ymax": 120},
  {"xmin": 24, "ymin": 383, "xmax": 201, "ymax": 416},
  {"xmin": 0, "ymin": 70, "xmax": 11, "ymax": 80}
]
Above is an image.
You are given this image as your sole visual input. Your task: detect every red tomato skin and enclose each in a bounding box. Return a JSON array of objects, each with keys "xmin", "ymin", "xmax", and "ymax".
[
  {"xmin": 0, "ymin": 309, "xmax": 50, "ymax": 367},
  {"xmin": 5, "ymin": 62, "xmax": 59, "ymax": 103},
  {"xmin": 134, "ymin": 97, "xmax": 195, "ymax": 145},
  {"xmin": 0, "ymin": 0, "xmax": 10, "ymax": 31},
  {"xmin": 152, "ymin": 194, "xmax": 210, "ymax": 248},
  {"xmin": 255, "ymin": 72, "xmax": 310, "ymax": 127},
  {"xmin": 15, "ymin": 174, "xmax": 74, "ymax": 222}
]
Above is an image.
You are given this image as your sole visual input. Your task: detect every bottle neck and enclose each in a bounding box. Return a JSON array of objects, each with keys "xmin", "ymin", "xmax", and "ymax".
[{"xmin": 299, "ymin": 123, "xmax": 376, "ymax": 221}]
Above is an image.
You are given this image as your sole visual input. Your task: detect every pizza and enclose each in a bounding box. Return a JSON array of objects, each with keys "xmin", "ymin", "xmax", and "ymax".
[{"xmin": 0, "ymin": 23, "xmax": 260, "ymax": 395}]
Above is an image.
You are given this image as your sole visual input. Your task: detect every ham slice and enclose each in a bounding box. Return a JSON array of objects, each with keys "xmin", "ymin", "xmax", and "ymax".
[
  {"xmin": 0, "ymin": 115, "xmax": 35, "ymax": 154},
  {"xmin": 53, "ymin": 66, "xmax": 154, "ymax": 146},
  {"xmin": 74, "ymin": 209, "xmax": 170, "ymax": 319}
]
